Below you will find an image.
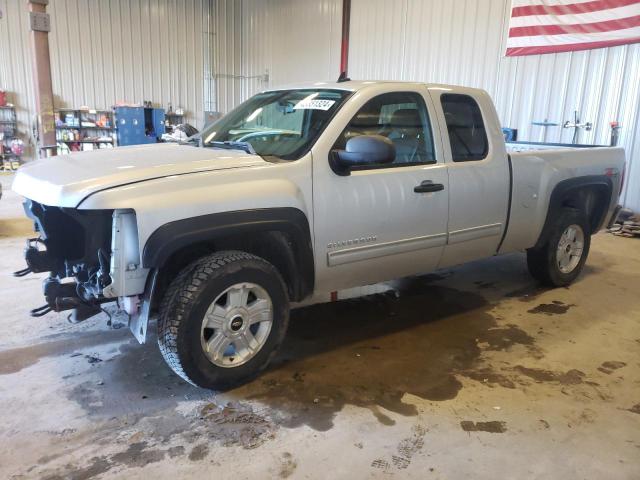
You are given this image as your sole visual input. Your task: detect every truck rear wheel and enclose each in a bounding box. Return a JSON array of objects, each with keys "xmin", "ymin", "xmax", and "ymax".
[
  {"xmin": 526, "ymin": 207, "xmax": 591, "ymax": 287},
  {"xmin": 157, "ymin": 251, "xmax": 289, "ymax": 389}
]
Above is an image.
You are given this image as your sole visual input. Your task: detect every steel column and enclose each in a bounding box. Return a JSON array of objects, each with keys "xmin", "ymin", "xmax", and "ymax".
[{"xmin": 28, "ymin": 0, "xmax": 56, "ymax": 157}]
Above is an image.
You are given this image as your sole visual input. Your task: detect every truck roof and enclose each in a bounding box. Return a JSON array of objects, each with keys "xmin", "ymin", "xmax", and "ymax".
[{"xmin": 266, "ymin": 80, "xmax": 482, "ymax": 94}]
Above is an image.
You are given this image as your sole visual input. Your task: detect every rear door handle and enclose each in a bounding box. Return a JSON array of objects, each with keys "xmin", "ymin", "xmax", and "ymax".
[{"xmin": 414, "ymin": 181, "xmax": 444, "ymax": 193}]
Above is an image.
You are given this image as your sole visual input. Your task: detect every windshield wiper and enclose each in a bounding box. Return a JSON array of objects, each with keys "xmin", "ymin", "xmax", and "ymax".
[{"xmin": 209, "ymin": 140, "xmax": 256, "ymax": 155}]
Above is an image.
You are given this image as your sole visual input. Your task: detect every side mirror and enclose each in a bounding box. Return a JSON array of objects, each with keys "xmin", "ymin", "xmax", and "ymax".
[{"xmin": 330, "ymin": 135, "xmax": 395, "ymax": 175}]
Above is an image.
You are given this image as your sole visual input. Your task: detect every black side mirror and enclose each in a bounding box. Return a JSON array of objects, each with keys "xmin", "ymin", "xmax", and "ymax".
[{"xmin": 330, "ymin": 135, "xmax": 395, "ymax": 175}]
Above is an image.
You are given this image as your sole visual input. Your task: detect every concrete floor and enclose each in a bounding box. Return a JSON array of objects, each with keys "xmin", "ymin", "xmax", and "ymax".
[{"xmin": 0, "ymin": 172, "xmax": 639, "ymax": 480}]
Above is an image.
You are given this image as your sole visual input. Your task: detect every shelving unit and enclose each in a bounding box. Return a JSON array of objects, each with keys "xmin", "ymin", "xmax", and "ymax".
[
  {"xmin": 55, "ymin": 108, "xmax": 115, "ymax": 155},
  {"xmin": 0, "ymin": 105, "xmax": 21, "ymax": 171}
]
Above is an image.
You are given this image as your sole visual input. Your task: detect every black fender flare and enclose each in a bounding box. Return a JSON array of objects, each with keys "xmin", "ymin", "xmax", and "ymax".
[
  {"xmin": 141, "ymin": 207, "xmax": 314, "ymax": 300},
  {"xmin": 534, "ymin": 175, "xmax": 613, "ymax": 249}
]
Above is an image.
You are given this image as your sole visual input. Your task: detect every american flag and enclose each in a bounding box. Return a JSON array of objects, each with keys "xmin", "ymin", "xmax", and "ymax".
[{"xmin": 506, "ymin": 0, "xmax": 640, "ymax": 56}]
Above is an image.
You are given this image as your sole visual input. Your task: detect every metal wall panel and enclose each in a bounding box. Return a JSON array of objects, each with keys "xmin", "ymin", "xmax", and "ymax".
[
  {"xmin": 0, "ymin": 0, "xmax": 209, "ymax": 159},
  {"xmin": 209, "ymin": 0, "xmax": 342, "ymax": 114},
  {"xmin": 3, "ymin": 0, "xmax": 638, "ymax": 210},
  {"xmin": 349, "ymin": 0, "xmax": 640, "ymax": 210},
  {"xmin": 0, "ymin": 0, "xmax": 37, "ymax": 158}
]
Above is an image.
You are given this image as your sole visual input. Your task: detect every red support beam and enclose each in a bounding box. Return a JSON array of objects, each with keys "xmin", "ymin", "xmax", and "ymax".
[{"xmin": 340, "ymin": 0, "xmax": 351, "ymax": 76}]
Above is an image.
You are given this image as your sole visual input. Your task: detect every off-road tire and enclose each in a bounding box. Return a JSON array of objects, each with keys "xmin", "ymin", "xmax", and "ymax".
[
  {"xmin": 157, "ymin": 250, "xmax": 289, "ymax": 389},
  {"xmin": 527, "ymin": 207, "xmax": 591, "ymax": 287}
]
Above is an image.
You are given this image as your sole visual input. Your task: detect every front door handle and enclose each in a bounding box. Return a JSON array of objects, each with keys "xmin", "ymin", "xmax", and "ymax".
[{"xmin": 414, "ymin": 181, "xmax": 444, "ymax": 193}]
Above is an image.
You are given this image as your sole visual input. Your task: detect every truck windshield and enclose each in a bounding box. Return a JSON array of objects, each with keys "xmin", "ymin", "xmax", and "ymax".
[{"xmin": 200, "ymin": 89, "xmax": 351, "ymax": 160}]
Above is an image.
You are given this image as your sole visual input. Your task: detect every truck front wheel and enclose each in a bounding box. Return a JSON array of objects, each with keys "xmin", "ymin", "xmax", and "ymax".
[
  {"xmin": 527, "ymin": 207, "xmax": 591, "ymax": 287},
  {"xmin": 157, "ymin": 251, "xmax": 289, "ymax": 389}
]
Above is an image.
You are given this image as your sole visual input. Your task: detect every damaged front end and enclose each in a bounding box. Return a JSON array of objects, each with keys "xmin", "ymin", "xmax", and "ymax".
[{"xmin": 16, "ymin": 201, "xmax": 151, "ymax": 335}]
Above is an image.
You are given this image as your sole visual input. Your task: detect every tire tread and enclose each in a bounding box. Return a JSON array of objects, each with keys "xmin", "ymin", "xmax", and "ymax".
[
  {"xmin": 526, "ymin": 207, "xmax": 590, "ymax": 287},
  {"xmin": 157, "ymin": 251, "xmax": 261, "ymax": 386}
]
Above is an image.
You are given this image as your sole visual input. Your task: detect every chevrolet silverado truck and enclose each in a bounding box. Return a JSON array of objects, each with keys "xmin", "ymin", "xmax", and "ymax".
[{"xmin": 13, "ymin": 81, "xmax": 625, "ymax": 389}]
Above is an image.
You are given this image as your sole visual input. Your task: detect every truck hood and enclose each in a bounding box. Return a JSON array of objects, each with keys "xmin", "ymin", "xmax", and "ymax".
[{"xmin": 12, "ymin": 143, "xmax": 266, "ymax": 207}]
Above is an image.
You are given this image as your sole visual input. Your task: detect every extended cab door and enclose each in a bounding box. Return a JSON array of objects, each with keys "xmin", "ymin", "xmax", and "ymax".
[
  {"xmin": 428, "ymin": 88, "xmax": 510, "ymax": 267},
  {"xmin": 311, "ymin": 85, "xmax": 449, "ymax": 292}
]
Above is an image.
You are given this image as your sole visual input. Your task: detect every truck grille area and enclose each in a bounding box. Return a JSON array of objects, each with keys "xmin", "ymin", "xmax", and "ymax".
[
  {"xmin": 24, "ymin": 200, "xmax": 113, "ymax": 276},
  {"xmin": 21, "ymin": 200, "xmax": 114, "ymax": 316}
]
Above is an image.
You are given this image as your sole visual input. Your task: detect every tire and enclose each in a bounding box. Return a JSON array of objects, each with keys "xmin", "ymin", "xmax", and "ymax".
[
  {"xmin": 527, "ymin": 207, "xmax": 591, "ymax": 287},
  {"xmin": 157, "ymin": 250, "xmax": 289, "ymax": 389}
]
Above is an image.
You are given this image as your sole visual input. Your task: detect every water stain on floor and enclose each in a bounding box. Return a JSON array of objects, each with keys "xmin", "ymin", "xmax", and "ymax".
[
  {"xmin": 234, "ymin": 279, "xmax": 540, "ymax": 431},
  {"xmin": 474, "ymin": 280, "xmax": 497, "ymax": 290},
  {"xmin": 460, "ymin": 420, "xmax": 507, "ymax": 433},
  {"xmin": 514, "ymin": 365, "xmax": 585, "ymax": 385},
  {"xmin": 0, "ymin": 329, "xmax": 130, "ymax": 375},
  {"xmin": 504, "ymin": 285, "xmax": 551, "ymax": 302},
  {"xmin": 598, "ymin": 361, "xmax": 626, "ymax": 374},
  {"xmin": 41, "ymin": 441, "xmax": 168, "ymax": 480},
  {"xmin": 68, "ymin": 337, "xmax": 210, "ymax": 420},
  {"xmin": 527, "ymin": 301, "xmax": 575, "ymax": 315},
  {"xmin": 197, "ymin": 401, "xmax": 276, "ymax": 449},
  {"xmin": 278, "ymin": 452, "xmax": 297, "ymax": 478},
  {"xmin": 188, "ymin": 443, "xmax": 209, "ymax": 461}
]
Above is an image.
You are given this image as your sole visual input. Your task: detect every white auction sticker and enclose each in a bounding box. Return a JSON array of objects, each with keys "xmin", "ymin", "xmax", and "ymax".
[{"xmin": 293, "ymin": 99, "xmax": 335, "ymax": 111}]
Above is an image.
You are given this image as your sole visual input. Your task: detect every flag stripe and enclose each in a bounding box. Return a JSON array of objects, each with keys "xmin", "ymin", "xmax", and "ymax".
[
  {"xmin": 509, "ymin": 14, "xmax": 640, "ymax": 36},
  {"xmin": 507, "ymin": 25, "xmax": 640, "ymax": 47},
  {"xmin": 509, "ymin": 3, "xmax": 640, "ymax": 27},
  {"xmin": 506, "ymin": 35, "xmax": 640, "ymax": 55},
  {"xmin": 512, "ymin": 0, "xmax": 598, "ymax": 6},
  {"xmin": 512, "ymin": 0, "xmax": 640, "ymax": 17},
  {"xmin": 507, "ymin": 0, "xmax": 640, "ymax": 56}
]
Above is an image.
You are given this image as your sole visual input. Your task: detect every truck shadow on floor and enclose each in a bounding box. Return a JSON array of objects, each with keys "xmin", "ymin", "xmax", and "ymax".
[
  {"xmin": 68, "ymin": 273, "xmax": 544, "ymax": 431},
  {"xmin": 234, "ymin": 276, "xmax": 540, "ymax": 430}
]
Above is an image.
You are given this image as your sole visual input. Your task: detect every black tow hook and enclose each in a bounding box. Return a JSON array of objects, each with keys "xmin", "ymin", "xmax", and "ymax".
[
  {"xmin": 30, "ymin": 305, "xmax": 53, "ymax": 317},
  {"xmin": 13, "ymin": 267, "xmax": 32, "ymax": 277}
]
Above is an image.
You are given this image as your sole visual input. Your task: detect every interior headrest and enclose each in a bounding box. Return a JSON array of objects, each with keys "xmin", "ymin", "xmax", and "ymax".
[{"xmin": 389, "ymin": 108, "xmax": 421, "ymax": 128}]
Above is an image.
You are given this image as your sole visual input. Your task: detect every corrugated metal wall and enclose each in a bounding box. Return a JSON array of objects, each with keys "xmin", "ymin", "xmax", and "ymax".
[
  {"xmin": 209, "ymin": 0, "xmax": 342, "ymax": 114},
  {"xmin": 0, "ymin": 0, "xmax": 209, "ymax": 159},
  {"xmin": 0, "ymin": 0, "xmax": 37, "ymax": 157},
  {"xmin": 1, "ymin": 0, "xmax": 638, "ymax": 209},
  {"xmin": 349, "ymin": 0, "xmax": 640, "ymax": 210}
]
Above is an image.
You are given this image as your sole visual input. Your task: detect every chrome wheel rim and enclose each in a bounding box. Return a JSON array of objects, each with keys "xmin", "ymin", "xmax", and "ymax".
[
  {"xmin": 556, "ymin": 224, "xmax": 585, "ymax": 274},
  {"xmin": 200, "ymin": 282, "xmax": 273, "ymax": 368}
]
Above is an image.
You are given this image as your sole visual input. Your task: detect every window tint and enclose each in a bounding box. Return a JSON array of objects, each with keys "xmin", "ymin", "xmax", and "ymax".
[
  {"xmin": 441, "ymin": 94, "xmax": 488, "ymax": 161},
  {"xmin": 334, "ymin": 92, "xmax": 436, "ymax": 165}
]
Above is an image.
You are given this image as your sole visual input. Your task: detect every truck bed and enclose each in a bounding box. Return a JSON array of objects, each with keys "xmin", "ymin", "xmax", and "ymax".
[{"xmin": 499, "ymin": 146, "xmax": 625, "ymax": 254}]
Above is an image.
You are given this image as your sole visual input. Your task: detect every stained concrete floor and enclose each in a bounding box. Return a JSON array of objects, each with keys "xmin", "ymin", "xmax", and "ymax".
[{"xmin": 0, "ymin": 172, "xmax": 639, "ymax": 479}]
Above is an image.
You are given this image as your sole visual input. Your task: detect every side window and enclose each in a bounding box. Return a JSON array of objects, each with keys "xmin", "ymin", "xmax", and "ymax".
[
  {"xmin": 441, "ymin": 94, "xmax": 488, "ymax": 162},
  {"xmin": 334, "ymin": 92, "xmax": 436, "ymax": 165}
]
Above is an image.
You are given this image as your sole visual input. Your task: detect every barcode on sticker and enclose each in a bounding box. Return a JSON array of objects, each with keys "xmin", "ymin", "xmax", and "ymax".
[{"xmin": 293, "ymin": 99, "xmax": 335, "ymax": 111}]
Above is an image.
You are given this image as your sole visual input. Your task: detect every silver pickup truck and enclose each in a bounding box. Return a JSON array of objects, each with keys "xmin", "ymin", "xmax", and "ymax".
[{"xmin": 13, "ymin": 81, "xmax": 625, "ymax": 389}]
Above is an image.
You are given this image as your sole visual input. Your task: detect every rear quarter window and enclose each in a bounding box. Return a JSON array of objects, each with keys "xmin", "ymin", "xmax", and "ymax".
[{"xmin": 441, "ymin": 94, "xmax": 488, "ymax": 162}]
